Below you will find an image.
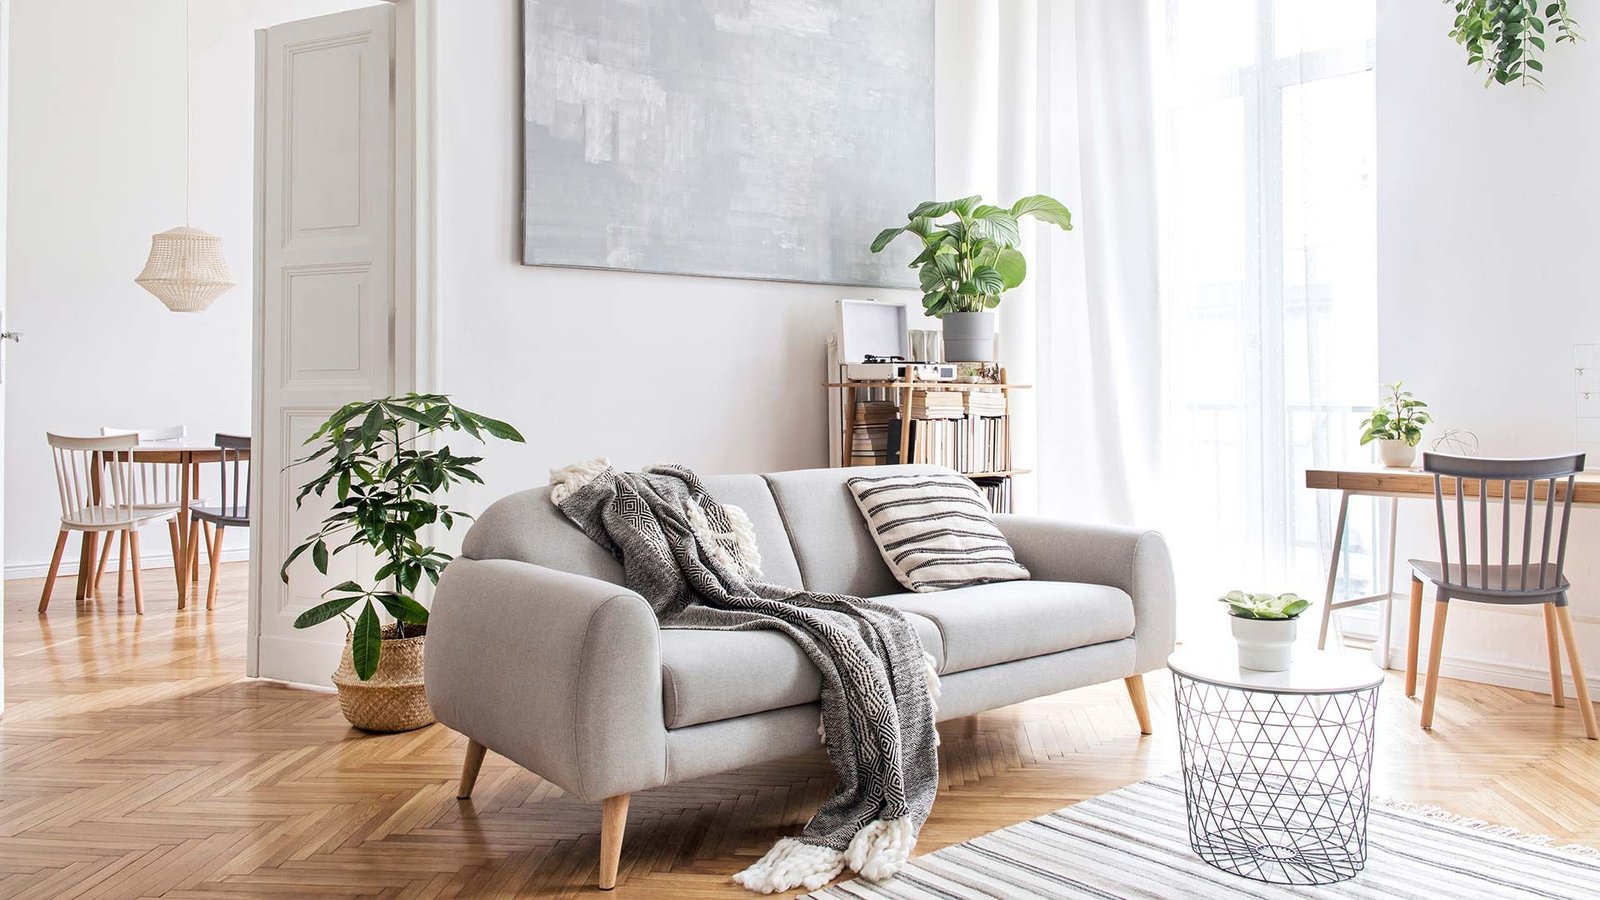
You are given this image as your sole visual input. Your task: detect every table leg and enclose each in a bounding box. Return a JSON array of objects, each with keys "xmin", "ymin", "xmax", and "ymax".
[
  {"xmin": 1317, "ymin": 490, "xmax": 1350, "ymax": 650},
  {"xmin": 77, "ymin": 452, "xmax": 104, "ymax": 600},
  {"xmin": 176, "ymin": 455, "xmax": 191, "ymax": 608},
  {"xmin": 77, "ymin": 533, "xmax": 97, "ymax": 601},
  {"xmin": 190, "ymin": 460, "xmax": 202, "ymax": 587},
  {"xmin": 1375, "ymin": 496, "xmax": 1399, "ymax": 670}
]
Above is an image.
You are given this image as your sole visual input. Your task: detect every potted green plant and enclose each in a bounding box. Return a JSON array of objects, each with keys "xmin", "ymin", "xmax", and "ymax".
[
  {"xmin": 1221, "ymin": 591, "xmax": 1311, "ymax": 672},
  {"xmin": 871, "ymin": 194, "xmax": 1073, "ymax": 362},
  {"xmin": 281, "ymin": 394, "xmax": 524, "ymax": 732},
  {"xmin": 1359, "ymin": 381, "xmax": 1432, "ymax": 468}
]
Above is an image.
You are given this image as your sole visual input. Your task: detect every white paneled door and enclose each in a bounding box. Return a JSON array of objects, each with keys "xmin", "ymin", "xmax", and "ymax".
[{"xmin": 251, "ymin": 5, "xmax": 404, "ymax": 685}]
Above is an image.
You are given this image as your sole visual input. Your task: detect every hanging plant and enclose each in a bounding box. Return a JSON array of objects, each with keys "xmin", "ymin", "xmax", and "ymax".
[{"xmin": 1446, "ymin": 0, "xmax": 1583, "ymax": 86}]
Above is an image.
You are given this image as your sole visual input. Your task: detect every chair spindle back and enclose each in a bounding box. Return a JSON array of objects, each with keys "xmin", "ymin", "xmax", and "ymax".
[
  {"xmin": 101, "ymin": 426, "xmax": 186, "ymax": 507},
  {"xmin": 214, "ymin": 434, "xmax": 252, "ymax": 520},
  {"xmin": 1424, "ymin": 452, "xmax": 1585, "ymax": 595},
  {"xmin": 47, "ymin": 433, "xmax": 141, "ymax": 526}
]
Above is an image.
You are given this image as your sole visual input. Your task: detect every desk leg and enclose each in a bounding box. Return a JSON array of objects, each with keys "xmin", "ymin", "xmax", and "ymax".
[
  {"xmin": 1317, "ymin": 490, "xmax": 1350, "ymax": 651},
  {"xmin": 1375, "ymin": 496, "xmax": 1399, "ymax": 670}
]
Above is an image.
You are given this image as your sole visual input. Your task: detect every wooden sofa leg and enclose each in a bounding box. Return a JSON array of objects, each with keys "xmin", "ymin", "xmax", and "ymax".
[
  {"xmin": 599, "ymin": 794, "xmax": 630, "ymax": 890},
  {"xmin": 1124, "ymin": 674, "xmax": 1153, "ymax": 735},
  {"xmin": 458, "ymin": 739, "xmax": 487, "ymax": 799}
]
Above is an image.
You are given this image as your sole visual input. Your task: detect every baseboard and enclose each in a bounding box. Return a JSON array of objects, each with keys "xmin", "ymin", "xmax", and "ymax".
[
  {"xmin": 1383, "ymin": 641, "xmax": 1600, "ymax": 697},
  {"xmin": 6, "ymin": 547, "xmax": 250, "ymax": 580}
]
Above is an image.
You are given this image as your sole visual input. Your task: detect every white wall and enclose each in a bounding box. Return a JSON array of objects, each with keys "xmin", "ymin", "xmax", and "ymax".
[
  {"xmin": 1377, "ymin": 0, "xmax": 1600, "ymax": 693},
  {"xmin": 433, "ymin": 1, "xmax": 921, "ymax": 523},
  {"xmin": 5, "ymin": 0, "xmax": 369, "ymax": 576}
]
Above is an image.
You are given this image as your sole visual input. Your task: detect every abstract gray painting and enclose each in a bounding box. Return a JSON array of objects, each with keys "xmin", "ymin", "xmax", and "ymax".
[{"xmin": 522, "ymin": 0, "xmax": 933, "ymax": 287}]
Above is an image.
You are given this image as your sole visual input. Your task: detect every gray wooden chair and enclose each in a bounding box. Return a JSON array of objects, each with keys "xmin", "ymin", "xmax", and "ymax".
[
  {"xmin": 1406, "ymin": 451, "xmax": 1596, "ymax": 739},
  {"xmin": 186, "ymin": 434, "xmax": 250, "ymax": 610}
]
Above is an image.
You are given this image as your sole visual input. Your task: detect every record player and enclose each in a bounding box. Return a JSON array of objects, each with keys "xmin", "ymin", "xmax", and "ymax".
[{"xmin": 836, "ymin": 299, "xmax": 957, "ymax": 381}]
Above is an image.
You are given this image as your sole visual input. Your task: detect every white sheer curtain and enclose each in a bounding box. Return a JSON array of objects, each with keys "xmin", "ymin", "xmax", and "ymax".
[
  {"xmin": 939, "ymin": 1, "xmax": 1377, "ymax": 647},
  {"xmin": 1149, "ymin": 0, "xmax": 1379, "ymax": 640},
  {"xmin": 934, "ymin": 0, "xmax": 1164, "ymax": 524}
]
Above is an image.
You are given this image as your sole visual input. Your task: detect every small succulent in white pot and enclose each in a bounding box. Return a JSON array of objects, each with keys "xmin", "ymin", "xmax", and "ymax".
[{"xmin": 1221, "ymin": 590, "xmax": 1311, "ymax": 672}]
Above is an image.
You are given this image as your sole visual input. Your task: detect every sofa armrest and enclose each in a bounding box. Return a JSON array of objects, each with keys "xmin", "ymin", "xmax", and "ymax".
[
  {"xmin": 994, "ymin": 515, "xmax": 1176, "ymax": 673},
  {"xmin": 425, "ymin": 558, "xmax": 667, "ymax": 802}
]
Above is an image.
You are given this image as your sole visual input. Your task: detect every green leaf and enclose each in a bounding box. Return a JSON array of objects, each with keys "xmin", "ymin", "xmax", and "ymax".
[
  {"xmin": 373, "ymin": 592, "xmax": 431, "ymax": 625},
  {"xmin": 1009, "ymin": 194, "xmax": 1074, "ymax": 229},
  {"xmin": 870, "ymin": 226, "xmax": 907, "ymax": 253},
  {"xmin": 908, "ymin": 195, "xmax": 981, "ymax": 220},
  {"xmin": 280, "ymin": 541, "xmax": 311, "ymax": 582},
  {"xmin": 312, "ymin": 539, "xmax": 329, "ymax": 574},
  {"xmin": 469, "ymin": 413, "xmax": 525, "ymax": 443},
  {"xmin": 972, "ymin": 209, "xmax": 1021, "ymax": 247},
  {"xmin": 993, "ymin": 248, "xmax": 1026, "ymax": 289},
  {"xmin": 969, "ymin": 266, "xmax": 1005, "ymax": 295},
  {"xmin": 293, "ymin": 594, "xmax": 360, "ymax": 629},
  {"xmin": 352, "ymin": 601, "xmax": 382, "ymax": 680}
]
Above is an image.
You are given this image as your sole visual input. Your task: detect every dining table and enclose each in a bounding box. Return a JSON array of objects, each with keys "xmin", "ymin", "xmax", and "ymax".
[{"xmin": 79, "ymin": 440, "xmax": 251, "ymax": 608}]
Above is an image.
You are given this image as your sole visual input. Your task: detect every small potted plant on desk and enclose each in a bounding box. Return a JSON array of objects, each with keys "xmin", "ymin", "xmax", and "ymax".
[
  {"xmin": 1222, "ymin": 590, "xmax": 1311, "ymax": 672},
  {"xmin": 1359, "ymin": 381, "xmax": 1431, "ymax": 468},
  {"xmin": 870, "ymin": 194, "xmax": 1073, "ymax": 362},
  {"xmin": 281, "ymin": 394, "xmax": 524, "ymax": 732}
]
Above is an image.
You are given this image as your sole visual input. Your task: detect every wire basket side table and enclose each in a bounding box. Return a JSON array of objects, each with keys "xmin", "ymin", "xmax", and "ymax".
[{"xmin": 1169, "ymin": 649, "xmax": 1382, "ymax": 885}]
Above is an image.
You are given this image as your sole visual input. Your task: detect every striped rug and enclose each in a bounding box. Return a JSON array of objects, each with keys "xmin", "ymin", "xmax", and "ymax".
[{"xmin": 802, "ymin": 776, "xmax": 1600, "ymax": 899}]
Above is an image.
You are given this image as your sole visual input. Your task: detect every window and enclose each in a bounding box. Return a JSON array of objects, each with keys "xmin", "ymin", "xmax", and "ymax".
[{"xmin": 1151, "ymin": 0, "xmax": 1378, "ymax": 638}]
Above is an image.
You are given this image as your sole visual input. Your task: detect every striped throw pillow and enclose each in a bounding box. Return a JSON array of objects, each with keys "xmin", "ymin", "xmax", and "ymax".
[{"xmin": 847, "ymin": 471, "xmax": 1030, "ymax": 593}]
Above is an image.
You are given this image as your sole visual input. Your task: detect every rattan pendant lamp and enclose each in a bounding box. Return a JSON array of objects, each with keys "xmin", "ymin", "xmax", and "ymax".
[{"xmin": 135, "ymin": 0, "xmax": 235, "ymax": 313}]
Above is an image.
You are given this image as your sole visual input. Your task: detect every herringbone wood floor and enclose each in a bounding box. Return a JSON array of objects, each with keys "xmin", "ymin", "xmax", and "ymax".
[{"xmin": 3, "ymin": 562, "xmax": 1599, "ymax": 899}]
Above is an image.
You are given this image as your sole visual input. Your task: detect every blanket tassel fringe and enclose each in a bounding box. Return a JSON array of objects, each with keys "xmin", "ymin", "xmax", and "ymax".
[{"xmin": 732, "ymin": 818, "xmax": 917, "ymax": 894}]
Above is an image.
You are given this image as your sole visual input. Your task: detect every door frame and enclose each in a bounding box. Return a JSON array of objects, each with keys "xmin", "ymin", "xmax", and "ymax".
[{"xmin": 245, "ymin": 0, "xmax": 438, "ymax": 681}]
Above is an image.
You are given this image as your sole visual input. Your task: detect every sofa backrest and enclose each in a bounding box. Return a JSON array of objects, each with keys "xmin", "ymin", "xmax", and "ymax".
[
  {"xmin": 461, "ymin": 473, "xmax": 805, "ymax": 591},
  {"xmin": 761, "ymin": 464, "xmax": 946, "ymax": 597}
]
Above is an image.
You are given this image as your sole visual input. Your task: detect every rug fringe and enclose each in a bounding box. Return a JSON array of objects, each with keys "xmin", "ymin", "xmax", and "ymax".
[{"xmin": 1374, "ymin": 796, "xmax": 1600, "ymax": 859}]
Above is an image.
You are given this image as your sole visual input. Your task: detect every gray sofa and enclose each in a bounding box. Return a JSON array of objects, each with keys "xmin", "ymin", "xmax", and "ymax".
[{"xmin": 426, "ymin": 464, "xmax": 1176, "ymax": 889}]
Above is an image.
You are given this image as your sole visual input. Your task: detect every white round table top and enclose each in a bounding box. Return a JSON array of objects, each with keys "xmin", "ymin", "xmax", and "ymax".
[{"xmin": 1167, "ymin": 648, "xmax": 1384, "ymax": 695}]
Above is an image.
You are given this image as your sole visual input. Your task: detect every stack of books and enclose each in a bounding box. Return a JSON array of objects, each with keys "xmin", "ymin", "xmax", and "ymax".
[
  {"xmin": 849, "ymin": 401, "xmax": 897, "ymax": 465},
  {"xmin": 906, "ymin": 416, "xmax": 1008, "ymax": 474},
  {"xmin": 965, "ymin": 390, "xmax": 1006, "ymax": 417},
  {"xmin": 971, "ymin": 476, "xmax": 1012, "ymax": 513},
  {"xmin": 909, "ymin": 391, "xmax": 964, "ymax": 419}
]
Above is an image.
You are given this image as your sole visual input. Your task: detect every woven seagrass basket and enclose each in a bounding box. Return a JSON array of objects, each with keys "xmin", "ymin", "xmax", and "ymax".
[{"xmin": 332, "ymin": 623, "xmax": 435, "ymax": 733}]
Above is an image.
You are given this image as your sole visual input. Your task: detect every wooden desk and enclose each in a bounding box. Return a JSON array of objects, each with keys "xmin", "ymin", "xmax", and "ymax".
[
  {"xmin": 81, "ymin": 442, "xmax": 251, "ymax": 608},
  {"xmin": 1305, "ymin": 464, "xmax": 1600, "ymax": 669}
]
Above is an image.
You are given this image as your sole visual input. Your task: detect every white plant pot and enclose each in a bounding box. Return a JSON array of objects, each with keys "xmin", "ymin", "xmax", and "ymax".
[
  {"xmin": 1231, "ymin": 615, "xmax": 1298, "ymax": 672},
  {"xmin": 1377, "ymin": 439, "xmax": 1417, "ymax": 468}
]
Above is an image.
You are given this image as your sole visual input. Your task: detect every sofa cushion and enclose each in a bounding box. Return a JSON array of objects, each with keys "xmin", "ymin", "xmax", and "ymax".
[
  {"xmin": 846, "ymin": 470, "xmax": 1030, "ymax": 592},
  {"xmin": 659, "ymin": 613, "xmax": 944, "ymax": 729},
  {"xmin": 763, "ymin": 464, "xmax": 951, "ymax": 598},
  {"xmin": 873, "ymin": 580, "xmax": 1135, "ymax": 674}
]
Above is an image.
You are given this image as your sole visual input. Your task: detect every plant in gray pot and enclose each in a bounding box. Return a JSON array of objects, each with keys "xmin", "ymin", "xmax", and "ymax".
[
  {"xmin": 1359, "ymin": 381, "xmax": 1431, "ymax": 468},
  {"xmin": 1221, "ymin": 590, "xmax": 1311, "ymax": 672},
  {"xmin": 871, "ymin": 194, "xmax": 1073, "ymax": 362}
]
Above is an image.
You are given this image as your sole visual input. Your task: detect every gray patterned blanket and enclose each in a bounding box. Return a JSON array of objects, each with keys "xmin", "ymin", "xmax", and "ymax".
[{"xmin": 553, "ymin": 463, "xmax": 940, "ymax": 894}]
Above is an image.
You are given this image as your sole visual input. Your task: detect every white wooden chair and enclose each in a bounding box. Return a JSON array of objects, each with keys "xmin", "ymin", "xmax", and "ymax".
[
  {"xmin": 96, "ymin": 426, "xmax": 190, "ymax": 600},
  {"xmin": 40, "ymin": 433, "xmax": 180, "ymax": 614}
]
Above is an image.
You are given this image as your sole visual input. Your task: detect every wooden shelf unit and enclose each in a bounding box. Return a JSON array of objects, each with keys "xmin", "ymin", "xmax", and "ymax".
[{"xmin": 827, "ymin": 367, "xmax": 1032, "ymax": 502}]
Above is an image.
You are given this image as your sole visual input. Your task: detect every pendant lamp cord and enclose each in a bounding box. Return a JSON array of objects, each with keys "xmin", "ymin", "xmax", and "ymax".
[{"xmin": 184, "ymin": 0, "xmax": 191, "ymax": 225}]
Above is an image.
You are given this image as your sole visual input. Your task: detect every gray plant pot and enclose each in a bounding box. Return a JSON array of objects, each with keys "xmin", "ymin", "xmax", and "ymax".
[{"xmin": 942, "ymin": 311, "xmax": 997, "ymax": 363}]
